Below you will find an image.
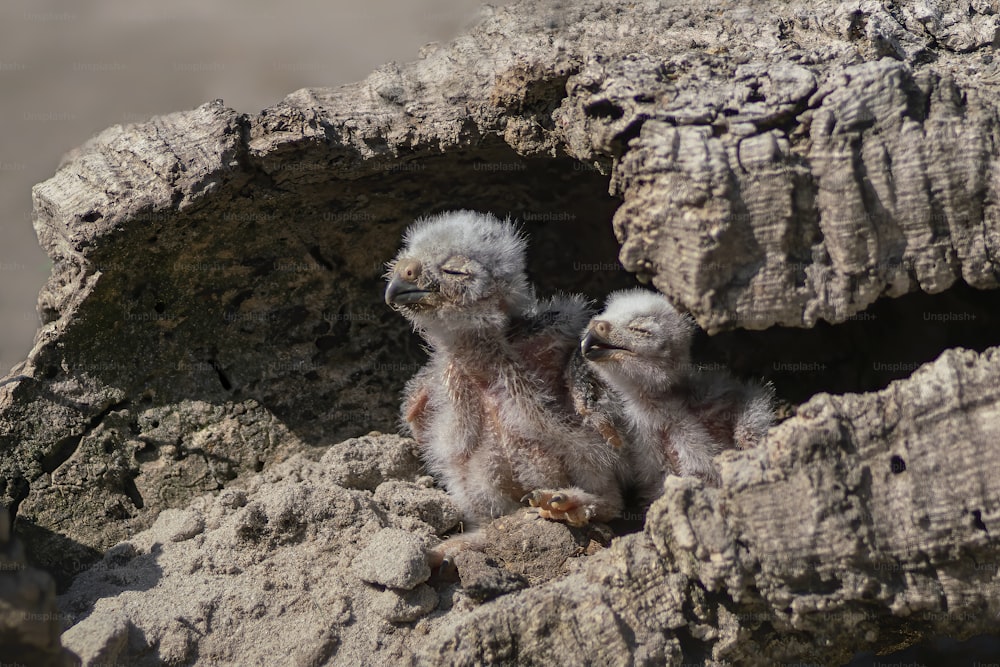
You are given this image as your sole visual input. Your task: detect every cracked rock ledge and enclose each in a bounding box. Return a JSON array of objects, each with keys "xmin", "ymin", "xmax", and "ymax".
[{"xmin": 1, "ymin": 0, "xmax": 999, "ymax": 665}]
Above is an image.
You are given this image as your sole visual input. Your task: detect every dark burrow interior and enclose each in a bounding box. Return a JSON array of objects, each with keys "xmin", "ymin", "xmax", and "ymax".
[
  {"xmin": 369, "ymin": 147, "xmax": 1000, "ymax": 413},
  {"xmin": 696, "ymin": 280, "xmax": 1000, "ymax": 407}
]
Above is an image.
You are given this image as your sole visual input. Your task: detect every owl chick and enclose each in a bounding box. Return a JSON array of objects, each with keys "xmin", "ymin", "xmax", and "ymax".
[
  {"xmin": 385, "ymin": 210, "xmax": 622, "ymax": 528},
  {"xmin": 581, "ymin": 289, "xmax": 774, "ymax": 501}
]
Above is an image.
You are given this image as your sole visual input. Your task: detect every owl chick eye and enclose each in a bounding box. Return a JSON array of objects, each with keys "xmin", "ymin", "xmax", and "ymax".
[
  {"xmin": 627, "ymin": 326, "xmax": 652, "ymax": 336},
  {"xmin": 441, "ymin": 268, "xmax": 471, "ymax": 277}
]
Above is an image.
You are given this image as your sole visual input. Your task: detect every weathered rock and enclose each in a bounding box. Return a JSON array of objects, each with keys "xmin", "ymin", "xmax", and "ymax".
[
  {"xmin": 373, "ymin": 480, "xmax": 462, "ymax": 534},
  {"xmin": 368, "ymin": 583, "xmax": 439, "ymax": 623},
  {"xmin": 5, "ymin": 0, "xmax": 1000, "ymax": 584},
  {"xmin": 57, "ymin": 448, "xmax": 393, "ymax": 666},
  {"xmin": 59, "ymin": 612, "xmax": 130, "ymax": 667},
  {"xmin": 53, "ymin": 339, "xmax": 1000, "ymax": 666},
  {"xmin": 153, "ymin": 508, "xmax": 206, "ymax": 543},
  {"xmin": 482, "ymin": 510, "xmax": 599, "ymax": 585},
  {"xmin": 454, "ymin": 550, "xmax": 528, "ymax": 603},
  {"xmin": 0, "ymin": 0, "xmax": 997, "ymax": 664},
  {"xmin": 326, "ymin": 434, "xmax": 423, "ymax": 492},
  {"xmin": 53, "ymin": 437, "xmax": 606, "ymax": 666}
]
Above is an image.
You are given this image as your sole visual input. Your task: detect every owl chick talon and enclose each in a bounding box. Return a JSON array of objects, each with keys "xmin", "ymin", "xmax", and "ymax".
[
  {"xmin": 521, "ymin": 490, "xmax": 554, "ymax": 508},
  {"xmin": 428, "ymin": 531, "xmax": 486, "ymax": 578},
  {"xmin": 537, "ymin": 505, "xmax": 594, "ymax": 527},
  {"xmin": 522, "ymin": 489, "xmax": 596, "ymax": 527}
]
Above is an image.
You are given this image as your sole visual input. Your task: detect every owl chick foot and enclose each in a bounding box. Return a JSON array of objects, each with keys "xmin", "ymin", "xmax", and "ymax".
[
  {"xmin": 521, "ymin": 489, "xmax": 596, "ymax": 527},
  {"xmin": 427, "ymin": 531, "xmax": 485, "ymax": 574}
]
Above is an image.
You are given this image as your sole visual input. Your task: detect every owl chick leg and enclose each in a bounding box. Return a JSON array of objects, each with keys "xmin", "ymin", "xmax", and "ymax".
[{"xmin": 668, "ymin": 415, "xmax": 725, "ymax": 487}]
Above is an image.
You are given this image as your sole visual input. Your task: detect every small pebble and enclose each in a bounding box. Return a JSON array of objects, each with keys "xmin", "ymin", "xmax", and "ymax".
[{"xmin": 351, "ymin": 527, "xmax": 430, "ymax": 590}]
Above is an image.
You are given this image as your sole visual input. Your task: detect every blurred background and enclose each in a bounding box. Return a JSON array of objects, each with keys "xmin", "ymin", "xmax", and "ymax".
[{"xmin": 0, "ymin": 0, "xmax": 505, "ymax": 376}]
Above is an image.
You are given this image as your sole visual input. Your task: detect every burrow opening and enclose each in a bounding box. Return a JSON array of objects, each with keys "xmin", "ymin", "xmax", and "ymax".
[
  {"xmin": 59, "ymin": 140, "xmax": 1000, "ymax": 445},
  {"xmin": 19, "ymin": 139, "xmax": 1000, "ymax": 595},
  {"xmin": 696, "ymin": 280, "xmax": 1000, "ymax": 407}
]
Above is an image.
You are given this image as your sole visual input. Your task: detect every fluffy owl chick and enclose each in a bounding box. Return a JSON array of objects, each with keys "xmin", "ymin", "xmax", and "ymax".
[
  {"xmin": 581, "ymin": 289, "xmax": 774, "ymax": 500},
  {"xmin": 386, "ymin": 210, "xmax": 622, "ymax": 528}
]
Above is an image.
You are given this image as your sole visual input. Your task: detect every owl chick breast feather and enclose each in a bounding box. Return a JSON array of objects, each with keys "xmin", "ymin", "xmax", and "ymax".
[{"xmin": 384, "ymin": 210, "xmax": 623, "ymax": 528}]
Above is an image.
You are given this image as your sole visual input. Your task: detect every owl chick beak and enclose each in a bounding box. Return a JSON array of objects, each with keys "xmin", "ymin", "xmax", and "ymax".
[
  {"xmin": 385, "ymin": 274, "xmax": 431, "ymax": 306},
  {"xmin": 581, "ymin": 321, "xmax": 628, "ymax": 361},
  {"xmin": 385, "ymin": 259, "xmax": 434, "ymax": 306}
]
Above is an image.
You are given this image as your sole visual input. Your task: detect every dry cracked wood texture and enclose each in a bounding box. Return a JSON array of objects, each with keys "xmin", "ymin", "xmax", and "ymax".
[{"xmin": 1, "ymin": 0, "xmax": 999, "ymax": 664}]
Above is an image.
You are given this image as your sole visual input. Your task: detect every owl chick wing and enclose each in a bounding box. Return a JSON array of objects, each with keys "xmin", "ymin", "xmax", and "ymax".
[
  {"xmin": 687, "ymin": 370, "xmax": 775, "ymax": 450},
  {"xmin": 511, "ymin": 295, "xmax": 622, "ymax": 526},
  {"xmin": 566, "ymin": 348, "xmax": 627, "ymax": 451},
  {"xmin": 401, "ymin": 362, "xmax": 435, "ymax": 445}
]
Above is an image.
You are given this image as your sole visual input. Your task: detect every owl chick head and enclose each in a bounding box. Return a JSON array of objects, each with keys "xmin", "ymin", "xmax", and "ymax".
[
  {"xmin": 581, "ymin": 289, "xmax": 696, "ymax": 393},
  {"xmin": 385, "ymin": 210, "xmax": 533, "ymax": 336}
]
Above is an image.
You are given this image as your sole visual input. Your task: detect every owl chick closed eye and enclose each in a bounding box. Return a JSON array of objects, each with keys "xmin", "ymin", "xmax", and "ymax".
[
  {"xmin": 385, "ymin": 210, "xmax": 622, "ymax": 529},
  {"xmin": 580, "ymin": 289, "xmax": 774, "ymax": 503}
]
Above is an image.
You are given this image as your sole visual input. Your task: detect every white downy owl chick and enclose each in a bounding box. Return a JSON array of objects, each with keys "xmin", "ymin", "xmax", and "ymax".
[
  {"xmin": 385, "ymin": 210, "xmax": 622, "ymax": 528},
  {"xmin": 581, "ymin": 288, "xmax": 774, "ymax": 502}
]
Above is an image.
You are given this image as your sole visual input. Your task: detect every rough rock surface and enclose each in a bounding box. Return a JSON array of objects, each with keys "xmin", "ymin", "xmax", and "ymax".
[
  {"xmin": 421, "ymin": 346, "xmax": 1000, "ymax": 666},
  {"xmin": 454, "ymin": 550, "xmax": 528, "ymax": 603},
  {"xmin": 53, "ymin": 346, "xmax": 1000, "ymax": 666},
  {"xmin": 56, "ymin": 435, "xmax": 602, "ymax": 666},
  {"xmin": 351, "ymin": 527, "xmax": 432, "ymax": 589},
  {"xmin": 5, "ymin": 0, "xmax": 1000, "ymax": 577},
  {"xmin": 0, "ymin": 0, "xmax": 998, "ymax": 664}
]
